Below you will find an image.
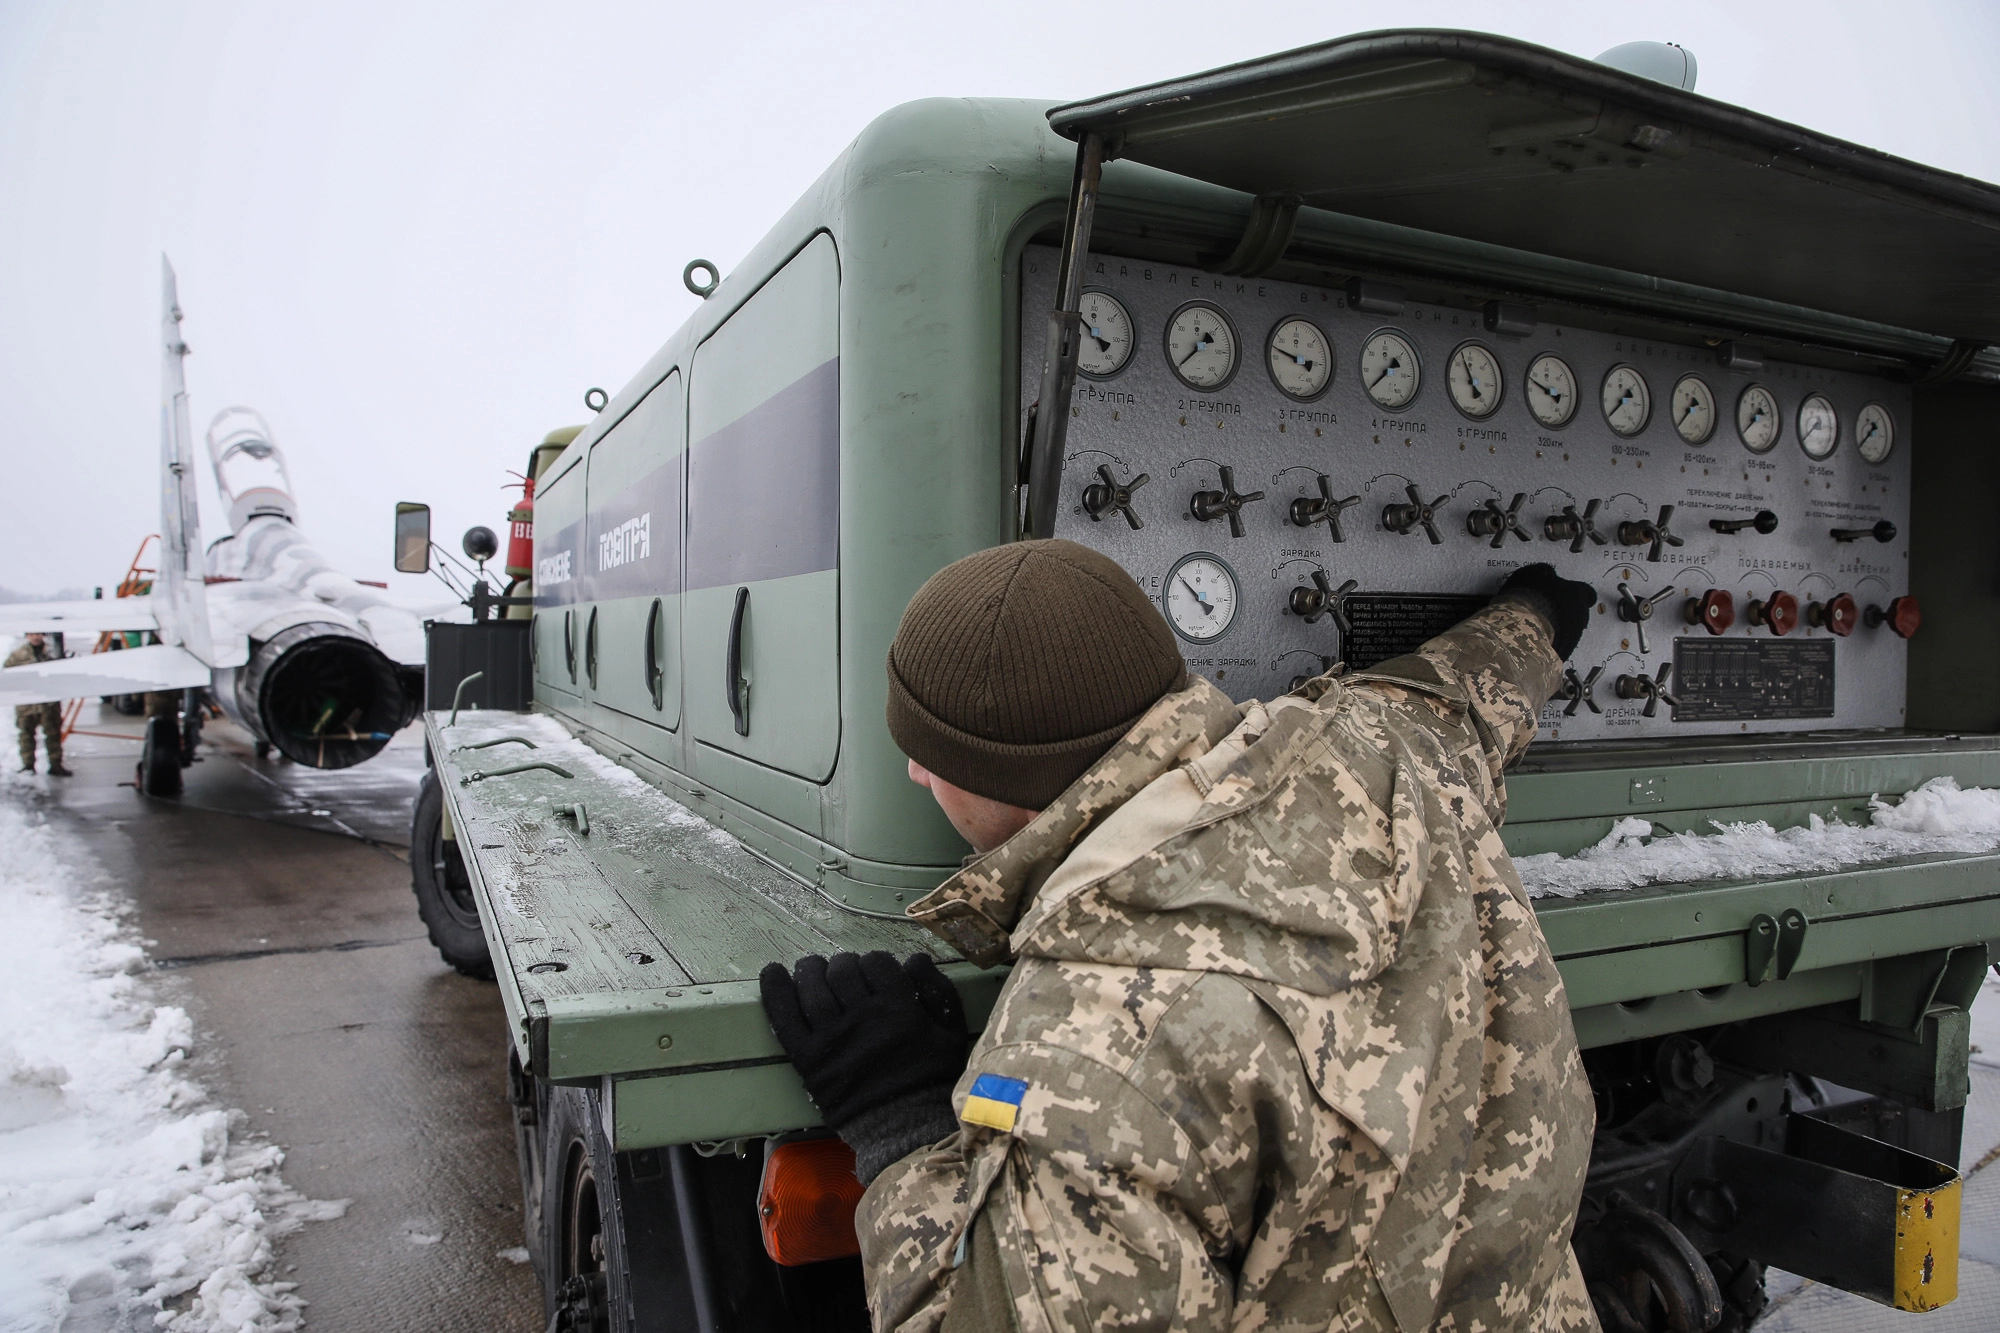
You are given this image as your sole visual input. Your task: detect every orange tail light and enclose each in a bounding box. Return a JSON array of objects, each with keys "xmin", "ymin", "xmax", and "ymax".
[{"xmin": 758, "ymin": 1138, "xmax": 864, "ymax": 1266}]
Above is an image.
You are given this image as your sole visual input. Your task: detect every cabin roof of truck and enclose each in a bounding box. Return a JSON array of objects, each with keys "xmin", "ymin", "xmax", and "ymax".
[{"xmin": 1050, "ymin": 28, "xmax": 2000, "ymax": 346}]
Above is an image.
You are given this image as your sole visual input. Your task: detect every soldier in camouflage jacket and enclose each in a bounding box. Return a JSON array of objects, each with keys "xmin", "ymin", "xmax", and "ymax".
[{"xmin": 762, "ymin": 541, "xmax": 1600, "ymax": 1332}]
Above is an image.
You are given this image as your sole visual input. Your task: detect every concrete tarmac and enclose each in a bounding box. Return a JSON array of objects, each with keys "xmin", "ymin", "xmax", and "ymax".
[{"xmin": 38, "ymin": 704, "xmax": 541, "ymax": 1332}]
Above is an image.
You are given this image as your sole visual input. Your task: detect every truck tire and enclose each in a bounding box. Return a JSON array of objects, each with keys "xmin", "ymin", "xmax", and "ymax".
[
  {"xmin": 411, "ymin": 769, "xmax": 495, "ymax": 980},
  {"xmin": 138, "ymin": 715, "xmax": 183, "ymax": 796},
  {"xmin": 532, "ymin": 1076, "xmax": 870, "ymax": 1333}
]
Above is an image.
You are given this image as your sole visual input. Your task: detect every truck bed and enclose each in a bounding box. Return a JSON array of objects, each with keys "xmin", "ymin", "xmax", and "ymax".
[{"xmin": 433, "ymin": 710, "xmax": 2000, "ymax": 1151}]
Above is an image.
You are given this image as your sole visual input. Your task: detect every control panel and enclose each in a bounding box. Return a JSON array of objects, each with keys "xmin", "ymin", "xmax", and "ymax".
[{"xmin": 1024, "ymin": 246, "xmax": 1915, "ymax": 739}]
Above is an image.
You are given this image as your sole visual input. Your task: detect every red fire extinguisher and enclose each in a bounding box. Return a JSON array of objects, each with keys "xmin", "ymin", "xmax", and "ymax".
[{"xmin": 505, "ymin": 473, "xmax": 535, "ymax": 580}]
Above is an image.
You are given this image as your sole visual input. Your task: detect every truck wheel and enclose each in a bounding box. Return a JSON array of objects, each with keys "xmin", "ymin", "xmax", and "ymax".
[
  {"xmin": 138, "ymin": 716, "xmax": 183, "ymax": 796},
  {"xmin": 411, "ymin": 769, "xmax": 494, "ymax": 980}
]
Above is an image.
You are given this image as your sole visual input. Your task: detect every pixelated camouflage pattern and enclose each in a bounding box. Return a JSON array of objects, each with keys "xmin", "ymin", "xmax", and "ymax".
[
  {"xmin": 865, "ymin": 600, "xmax": 1598, "ymax": 1332},
  {"xmin": 7, "ymin": 641, "xmax": 63, "ymax": 766}
]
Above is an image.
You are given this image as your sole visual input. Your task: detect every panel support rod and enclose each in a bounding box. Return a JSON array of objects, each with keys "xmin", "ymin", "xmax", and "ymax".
[{"xmin": 1023, "ymin": 132, "xmax": 1105, "ymax": 539}]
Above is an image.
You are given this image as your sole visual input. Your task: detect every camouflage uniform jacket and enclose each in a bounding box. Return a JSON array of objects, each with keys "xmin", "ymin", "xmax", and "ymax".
[
  {"xmin": 858, "ymin": 601, "xmax": 1598, "ymax": 1333},
  {"xmin": 7, "ymin": 640, "xmax": 59, "ymax": 721}
]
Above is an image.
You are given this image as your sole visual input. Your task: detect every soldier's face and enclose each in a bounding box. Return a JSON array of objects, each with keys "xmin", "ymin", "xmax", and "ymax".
[
  {"xmin": 26, "ymin": 634, "xmax": 44, "ymax": 647},
  {"xmin": 908, "ymin": 759, "xmax": 1040, "ymax": 855}
]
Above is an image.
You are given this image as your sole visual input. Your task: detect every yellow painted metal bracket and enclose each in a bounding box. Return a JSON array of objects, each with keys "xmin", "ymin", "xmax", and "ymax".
[{"xmin": 1893, "ymin": 1176, "xmax": 1960, "ymax": 1312}]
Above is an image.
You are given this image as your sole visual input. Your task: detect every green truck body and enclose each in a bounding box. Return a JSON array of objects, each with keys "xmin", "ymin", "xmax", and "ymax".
[{"xmin": 416, "ymin": 31, "xmax": 2000, "ymax": 1329}]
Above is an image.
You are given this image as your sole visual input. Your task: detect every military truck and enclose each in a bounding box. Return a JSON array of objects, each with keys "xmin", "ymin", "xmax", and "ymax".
[{"xmin": 401, "ymin": 30, "xmax": 2000, "ymax": 1332}]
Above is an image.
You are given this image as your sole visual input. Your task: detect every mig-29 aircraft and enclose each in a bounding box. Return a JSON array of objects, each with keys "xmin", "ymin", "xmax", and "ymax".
[{"xmin": 0, "ymin": 260, "xmax": 432, "ymax": 789}]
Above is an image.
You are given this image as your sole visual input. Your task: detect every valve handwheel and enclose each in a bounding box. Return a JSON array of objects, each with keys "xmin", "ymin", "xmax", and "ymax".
[
  {"xmin": 1806, "ymin": 593, "xmax": 1858, "ymax": 637},
  {"xmin": 1616, "ymin": 505, "xmax": 1685, "ymax": 563},
  {"xmin": 1081, "ymin": 464, "xmax": 1150, "ymax": 530},
  {"xmin": 1544, "ymin": 498, "xmax": 1608, "ymax": 554},
  {"xmin": 1382, "ymin": 483, "xmax": 1449, "ymax": 544},
  {"xmin": 1465, "ymin": 492, "xmax": 1532, "ymax": 549},
  {"xmin": 1746, "ymin": 590, "xmax": 1799, "ymax": 636},
  {"xmin": 1864, "ymin": 595, "xmax": 1921, "ymax": 639},
  {"xmin": 1288, "ymin": 571, "xmax": 1359, "ymax": 635},
  {"xmin": 1190, "ymin": 466, "xmax": 1266, "ymax": 538},
  {"xmin": 1683, "ymin": 589, "xmax": 1735, "ymax": 635},
  {"xmin": 1288, "ymin": 474, "xmax": 1362, "ymax": 543}
]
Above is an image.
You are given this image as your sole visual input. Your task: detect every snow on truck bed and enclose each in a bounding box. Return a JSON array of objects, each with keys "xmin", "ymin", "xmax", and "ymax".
[
  {"xmin": 0, "ymin": 783, "xmax": 342, "ymax": 1333},
  {"xmin": 1518, "ymin": 776, "xmax": 2000, "ymax": 899}
]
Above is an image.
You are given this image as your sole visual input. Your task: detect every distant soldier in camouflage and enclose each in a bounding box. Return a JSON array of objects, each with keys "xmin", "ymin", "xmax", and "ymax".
[
  {"xmin": 762, "ymin": 540, "xmax": 1601, "ymax": 1332},
  {"xmin": 7, "ymin": 632, "xmax": 72, "ymax": 776}
]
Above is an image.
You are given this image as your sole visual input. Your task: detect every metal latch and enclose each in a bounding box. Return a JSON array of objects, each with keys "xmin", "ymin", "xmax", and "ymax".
[{"xmin": 1745, "ymin": 908, "xmax": 1809, "ymax": 987}]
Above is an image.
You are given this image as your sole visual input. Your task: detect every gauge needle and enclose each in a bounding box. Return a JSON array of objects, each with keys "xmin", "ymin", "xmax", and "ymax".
[
  {"xmin": 1459, "ymin": 352, "xmax": 1483, "ymax": 398},
  {"xmin": 1531, "ymin": 377, "xmax": 1564, "ymax": 402},
  {"xmin": 1086, "ymin": 324, "xmax": 1112, "ymax": 354},
  {"xmin": 1283, "ymin": 351, "xmax": 1316, "ymax": 370},
  {"xmin": 1859, "ymin": 423, "xmax": 1880, "ymax": 445},
  {"xmin": 1178, "ymin": 332, "xmax": 1215, "ymax": 367},
  {"xmin": 1367, "ymin": 359, "xmax": 1402, "ymax": 389},
  {"xmin": 1679, "ymin": 399, "xmax": 1702, "ymax": 423},
  {"xmin": 1178, "ymin": 577, "xmax": 1214, "ymax": 614}
]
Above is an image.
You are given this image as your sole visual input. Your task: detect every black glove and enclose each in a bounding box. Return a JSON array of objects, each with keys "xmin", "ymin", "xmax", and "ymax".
[
  {"xmin": 1495, "ymin": 563, "xmax": 1596, "ymax": 660},
  {"xmin": 760, "ymin": 952, "xmax": 968, "ymax": 1182}
]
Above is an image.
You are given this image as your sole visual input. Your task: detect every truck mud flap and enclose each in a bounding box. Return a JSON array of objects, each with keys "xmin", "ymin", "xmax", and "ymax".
[{"xmin": 1674, "ymin": 1113, "xmax": 1959, "ymax": 1313}]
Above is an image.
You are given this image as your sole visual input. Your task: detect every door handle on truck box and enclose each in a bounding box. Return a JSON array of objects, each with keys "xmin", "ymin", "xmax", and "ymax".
[{"xmin": 727, "ymin": 586, "xmax": 750, "ymax": 736}]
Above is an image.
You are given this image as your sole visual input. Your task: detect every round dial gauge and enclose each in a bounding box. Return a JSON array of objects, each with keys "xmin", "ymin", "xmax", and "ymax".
[
  {"xmin": 1797, "ymin": 393, "xmax": 1840, "ymax": 459},
  {"xmin": 1737, "ymin": 384, "xmax": 1780, "ymax": 453},
  {"xmin": 1855, "ymin": 403, "xmax": 1895, "ymax": 464},
  {"xmin": 1671, "ymin": 374, "xmax": 1718, "ymax": 445},
  {"xmin": 1266, "ymin": 317, "xmax": 1334, "ymax": 401},
  {"xmin": 1163, "ymin": 553, "xmax": 1239, "ymax": 644},
  {"xmin": 1360, "ymin": 329, "xmax": 1421, "ymax": 409},
  {"xmin": 1524, "ymin": 353, "xmax": 1578, "ymax": 428},
  {"xmin": 1164, "ymin": 302, "xmax": 1238, "ymax": 390},
  {"xmin": 1600, "ymin": 364, "xmax": 1652, "ymax": 437},
  {"xmin": 1447, "ymin": 341, "xmax": 1504, "ymax": 419},
  {"xmin": 1075, "ymin": 289, "xmax": 1134, "ymax": 379}
]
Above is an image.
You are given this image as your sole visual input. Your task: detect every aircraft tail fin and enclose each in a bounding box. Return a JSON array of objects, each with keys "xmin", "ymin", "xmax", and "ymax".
[{"xmin": 158, "ymin": 257, "xmax": 216, "ymax": 666}]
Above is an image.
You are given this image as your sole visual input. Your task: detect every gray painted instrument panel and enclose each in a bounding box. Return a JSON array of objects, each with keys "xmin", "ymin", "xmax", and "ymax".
[{"xmin": 1025, "ymin": 245, "xmax": 1912, "ymax": 739}]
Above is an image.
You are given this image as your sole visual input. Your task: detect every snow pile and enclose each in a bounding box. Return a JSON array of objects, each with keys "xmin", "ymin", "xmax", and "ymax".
[
  {"xmin": 1517, "ymin": 776, "xmax": 2000, "ymax": 899},
  {"xmin": 0, "ymin": 790, "xmax": 344, "ymax": 1332}
]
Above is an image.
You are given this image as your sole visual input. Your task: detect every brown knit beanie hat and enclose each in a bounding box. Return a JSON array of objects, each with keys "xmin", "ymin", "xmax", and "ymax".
[{"xmin": 886, "ymin": 540, "xmax": 1188, "ymax": 810}]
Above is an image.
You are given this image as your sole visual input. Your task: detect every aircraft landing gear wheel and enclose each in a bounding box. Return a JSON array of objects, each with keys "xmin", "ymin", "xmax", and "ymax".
[
  {"xmin": 138, "ymin": 715, "xmax": 183, "ymax": 796},
  {"xmin": 411, "ymin": 770, "xmax": 494, "ymax": 979}
]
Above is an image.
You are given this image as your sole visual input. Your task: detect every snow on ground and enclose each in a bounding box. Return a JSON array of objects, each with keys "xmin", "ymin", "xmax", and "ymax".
[
  {"xmin": 1518, "ymin": 776, "xmax": 2000, "ymax": 898},
  {"xmin": 0, "ymin": 781, "xmax": 343, "ymax": 1332}
]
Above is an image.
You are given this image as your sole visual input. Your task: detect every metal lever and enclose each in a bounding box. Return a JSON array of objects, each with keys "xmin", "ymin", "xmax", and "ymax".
[
  {"xmin": 1288, "ymin": 571, "xmax": 1358, "ymax": 635},
  {"xmin": 1466, "ymin": 492, "xmax": 1532, "ymax": 548},
  {"xmin": 1555, "ymin": 665, "xmax": 1603, "ymax": 717},
  {"xmin": 1544, "ymin": 499, "xmax": 1608, "ymax": 554},
  {"xmin": 1190, "ymin": 465, "xmax": 1265, "ymax": 538},
  {"xmin": 1617, "ymin": 582, "xmax": 1679, "ymax": 654},
  {"xmin": 1831, "ymin": 520, "xmax": 1898, "ymax": 544},
  {"xmin": 1081, "ymin": 464, "xmax": 1149, "ymax": 530},
  {"xmin": 1382, "ymin": 483, "xmax": 1448, "ymax": 544},
  {"xmin": 1615, "ymin": 663, "xmax": 1680, "ymax": 718},
  {"xmin": 1709, "ymin": 509, "xmax": 1779, "ymax": 535},
  {"xmin": 1288, "ymin": 474, "xmax": 1361, "ymax": 542},
  {"xmin": 1617, "ymin": 505, "xmax": 1684, "ymax": 563}
]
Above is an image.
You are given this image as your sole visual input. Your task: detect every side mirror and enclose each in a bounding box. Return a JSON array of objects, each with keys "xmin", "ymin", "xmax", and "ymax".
[{"xmin": 394, "ymin": 502, "xmax": 432, "ymax": 573}]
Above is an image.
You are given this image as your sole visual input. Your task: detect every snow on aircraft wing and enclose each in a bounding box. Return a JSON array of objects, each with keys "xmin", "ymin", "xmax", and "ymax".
[
  {"xmin": 0, "ymin": 643, "xmax": 210, "ymax": 706},
  {"xmin": 0, "ymin": 596, "xmax": 159, "ymax": 635}
]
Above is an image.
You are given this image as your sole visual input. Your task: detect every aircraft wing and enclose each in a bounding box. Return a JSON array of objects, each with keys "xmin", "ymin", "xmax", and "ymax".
[
  {"xmin": 0, "ymin": 596, "xmax": 159, "ymax": 635},
  {"xmin": 0, "ymin": 643, "xmax": 211, "ymax": 706}
]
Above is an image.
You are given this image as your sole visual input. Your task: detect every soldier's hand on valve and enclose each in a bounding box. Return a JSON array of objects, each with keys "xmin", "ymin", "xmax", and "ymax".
[
  {"xmin": 759, "ymin": 951, "xmax": 968, "ymax": 1182},
  {"xmin": 1495, "ymin": 562, "xmax": 1597, "ymax": 659}
]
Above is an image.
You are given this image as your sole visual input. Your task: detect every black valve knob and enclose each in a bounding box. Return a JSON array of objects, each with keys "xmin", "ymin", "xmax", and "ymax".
[
  {"xmin": 1807, "ymin": 592, "xmax": 1858, "ymax": 637},
  {"xmin": 1616, "ymin": 582, "xmax": 1679, "ymax": 655},
  {"xmin": 1616, "ymin": 505, "xmax": 1684, "ymax": 563},
  {"xmin": 1466, "ymin": 492, "xmax": 1532, "ymax": 549},
  {"xmin": 1289, "ymin": 655, "xmax": 1337, "ymax": 692},
  {"xmin": 1288, "ymin": 571, "xmax": 1358, "ymax": 635},
  {"xmin": 1614, "ymin": 663, "xmax": 1680, "ymax": 718},
  {"xmin": 1831, "ymin": 520, "xmax": 1897, "ymax": 544},
  {"xmin": 1288, "ymin": 474, "xmax": 1362, "ymax": 543},
  {"xmin": 1543, "ymin": 499, "xmax": 1608, "ymax": 554},
  {"xmin": 1553, "ymin": 665, "xmax": 1603, "ymax": 717},
  {"xmin": 1190, "ymin": 466, "xmax": 1265, "ymax": 538},
  {"xmin": 1709, "ymin": 510, "xmax": 1779, "ymax": 536},
  {"xmin": 1382, "ymin": 483, "xmax": 1448, "ymax": 544},
  {"xmin": 1865, "ymin": 595, "xmax": 1922, "ymax": 639},
  {"xmin": 1081, "ymin": 464, "xmax": 1149, "ymax": 530}
]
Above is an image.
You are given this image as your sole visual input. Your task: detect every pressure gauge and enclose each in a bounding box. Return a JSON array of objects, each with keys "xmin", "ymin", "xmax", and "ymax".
[
  {"xmin": 1076, "ymin": 290, "xmax": 1135, "ymax": 379},
  {"xmin": 1670, "ymin": 374, "xmax": 1717, "ymax": 445},
  {"xmin": 1447, "ymin": 341, "xmax": 1504, "ymax": 419},
  {"xmin": 1360, "ymin": 329, "xmax": 1421, "ymax": 409},
  {"xmin": 1737, "ymin": 384, "xmax": 1780, "ymax": 453},
  {"xmin": 1797, "ymin": 393, "xmax": 1839, "ymax": 459},
  {"xmin": 1855, "ymin": 403, "xmax": 1895, "ymax": 464},
  {"xmin": 1266, "ymin": 317, "xmax": 1334, "ymax": 401},
  {"xmin": 1163, "ymin": 552, "xmax": 1239, "ymax": 644},
  {"xmin": 1601, "ymin": 364, "xmax": 1652, "ymax": 437},
  {"xmin": 1164, "ymin": 302, "xmax": 1238, "ymax": 390},
  {"xmin": 1525, "ymin": 353, "xmax": 1578, "ymax": 428}
]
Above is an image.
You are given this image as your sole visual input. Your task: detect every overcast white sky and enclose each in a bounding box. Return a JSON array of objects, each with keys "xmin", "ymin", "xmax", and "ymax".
[{"xmin": 2, "ymin": 0, "xmax": 1996, "ymax": 597}]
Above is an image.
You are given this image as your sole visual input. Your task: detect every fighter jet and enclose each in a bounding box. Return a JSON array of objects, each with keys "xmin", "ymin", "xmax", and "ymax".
[{"xmin": 0, "ymin": 259, "xmax": 430, "ymax": 775}]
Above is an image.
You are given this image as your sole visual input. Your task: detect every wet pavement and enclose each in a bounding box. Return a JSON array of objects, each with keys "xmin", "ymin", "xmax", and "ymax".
[{"xmin": 36, "ymin": 703, "xmax": 541, "ymax": 1332}]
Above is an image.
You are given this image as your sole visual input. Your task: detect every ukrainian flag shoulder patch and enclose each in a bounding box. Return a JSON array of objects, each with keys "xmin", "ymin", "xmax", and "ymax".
[{"xmin": 961, "ymin": 1073, "xmax": 1029, "ymax": 1132}]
